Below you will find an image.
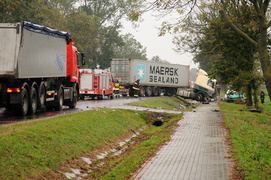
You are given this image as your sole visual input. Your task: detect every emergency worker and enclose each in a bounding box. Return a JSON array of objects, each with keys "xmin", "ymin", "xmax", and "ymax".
[
  {"xmin": 114, "ymin": 78, "xmax": 120, "ymax": 98},
  {"xmin": 133, "ymin": 78, "xmax": 140, "ymax": 98}
]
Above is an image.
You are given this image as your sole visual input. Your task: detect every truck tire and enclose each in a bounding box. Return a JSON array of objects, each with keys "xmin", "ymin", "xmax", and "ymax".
[
  {"xmin": 38, "ymin": 83, "xmax": 46, "ymax": 109},
  {"xmin": 17, "ymin": 88, "xmax": 29, "ymax": 116},
  {"xmin": 196, "ymin": 93, "xmax": 204, "ymax": 102},
  {"xmin": 140, "ymin": 86, "xmax": 145, "ymax": 97},
  {"xmin": 55, "ymin": 87, "xmax": 63, "ymax": 111},
  {"xmin": 68, "ymin": 88, "xmax": 77, "ymax": 108},
  {"xmin": 166, "ymin": 88, "xmax": 174, "ymax": 96},
  {"xmin": 28, "ymin": 87, "xmax": 38, "ymax": 115},
  {"xmin": 145, "ymin": 86, "xmax": 152, "ymax": 96},
  {"xmin": 80, "ymin": 95, "xmax": 85, "ymax": 100},
  {"xmin": 153, "ymin": 86, "xmax": 159, "ymax": 96}
]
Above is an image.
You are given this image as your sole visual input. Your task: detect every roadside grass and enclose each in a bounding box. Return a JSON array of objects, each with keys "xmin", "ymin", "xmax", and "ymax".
[
  {"xmin": 99, "ymin": 113, "xmax": 182, "ymax": 179},
  {"xmin": 128, "ymin": 96, "xmax": 197, "ymax": 111},
  {"xmin": 219, "ymin": 96, "xmax": 271, "ymax": 179},
  {"xmin": 0, "ymin": 109, "xmax": 148, "ymax": 179}
]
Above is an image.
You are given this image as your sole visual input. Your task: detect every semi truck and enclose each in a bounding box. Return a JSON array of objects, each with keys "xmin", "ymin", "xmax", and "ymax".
[
  {"xmin": 110, "ymin": 59, "xmax": 190, "ymax": 97},
  {"xmin": 176, "ymin": 69, "xmax": 217, "ymax": 102},
  {"xmin": 0, "ymin": 22, "xmax": 85, "ymax": 115},
  {"xmin": 110, "ymin": 59, "xmax": 217, "ymax": 101},
  {"xmin": 79, "ymin": 69, "xmax": 114, "ymax": 100}
]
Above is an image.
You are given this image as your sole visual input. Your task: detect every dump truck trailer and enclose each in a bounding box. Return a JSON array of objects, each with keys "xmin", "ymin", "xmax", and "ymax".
[{"xmin": 0, "ymin": 22, "xmax": 85, "ymax": 115}]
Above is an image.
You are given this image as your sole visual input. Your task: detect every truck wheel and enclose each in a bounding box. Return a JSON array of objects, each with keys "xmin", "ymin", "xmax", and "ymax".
[
  {"xmin": 153, "ymin": 86, "xmax": 159, "ymax": 96},
  {"xmin": 80, "ymin": 95, "xmax": 85, "ymax": 100},
  {"xmin": 55, "ymin": 88, "xmax": 63, "ymax": 111},
  {"xmin": 166, "ymin": 88, "xmax": 174, "ymax": 96},
  {"xmin": 196, "ymin": 93, "xmax": 204, "ymax": 102},
  {"xmin": 140, "ymin": 86, "xmax": 145, "ymax": 97},
  {"xmin": 17, "ymin": 88, "xmax": 29, "ymax": 116},
  {"xmin": 38, "ymin": 83, "xmax": 46, "ymax": 109},
  {"xmin": 68, "ymin": 88, "xmax": 77, "ymax": 108},
  {"xmin": 5, "ymin": 105, "xmax": 13, "ymax": 111},
  {"xmin": 28, "ymin": 87, "xmax": 38, "ymax": 115},
  {"xmin": 145, "ymin": 86, "xmax": 152, "ymax": 96}
]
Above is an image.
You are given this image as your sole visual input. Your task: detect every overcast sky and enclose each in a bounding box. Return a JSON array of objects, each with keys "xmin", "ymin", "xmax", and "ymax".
[{"xmin": 121, "ymin": 12, "xmax": 199, "ymax": 69}]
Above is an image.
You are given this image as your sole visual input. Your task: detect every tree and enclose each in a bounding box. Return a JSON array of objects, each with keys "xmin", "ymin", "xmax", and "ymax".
[
  {"xmin": 150, "ymin": 55, "xmax": 162, "ymax": 62},
  {"xmin": 66, "ymin": 12, "xmax": 102, "ymax": 68},
  {"xmin": 218, "ymin": 0, "xmax": 271, "ymax": 101},
  {"xmin": 48, "ymin": 0, "xmax": 77, "ymax": 16},
  {"xmin": 150, "ymin": 55, "xmax": 170, "ymax": 63},
  {"xmin": 78, "ymin": 0, "xmax": 137, "ymax": 27},
  {"xmin": 98, "ymin": 26, "xmax": 125, "ymax": 68},
  {"xmin": 0, "ymin": 0, "xmax": 67, "ymax": 29},
  {"xmin": 77, "ymin": 0, "xmax": 145, "ymax": 68},
  {"xmin": 114, "ymin": 33, "xmax": 147, "ymax": 60},
  {"xmin": 184, "ymin": 1, "xmax": 262, "ymax": 107}
]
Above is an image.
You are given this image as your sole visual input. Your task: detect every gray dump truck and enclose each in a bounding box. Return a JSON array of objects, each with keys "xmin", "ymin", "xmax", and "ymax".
[
  {"xmin": 110, "ymin": 59, "xmax": 217, "ymax": 101},
  {"xmin": 0, "ymin": 22, "xmax": 84, "ymax": 115}
]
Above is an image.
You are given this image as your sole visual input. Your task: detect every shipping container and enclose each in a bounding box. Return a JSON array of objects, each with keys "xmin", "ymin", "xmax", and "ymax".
[{"xmin": 110, "ymin": 59, "xmax": 190, "ymax": 96}]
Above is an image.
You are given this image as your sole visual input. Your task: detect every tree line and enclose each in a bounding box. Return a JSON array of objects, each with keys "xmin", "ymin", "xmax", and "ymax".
[{"xmin": 0, "ymin": 0, "xmax": 147, "ymax": 69}]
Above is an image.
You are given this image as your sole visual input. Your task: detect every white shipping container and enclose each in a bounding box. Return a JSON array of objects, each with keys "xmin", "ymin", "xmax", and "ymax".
[{"xmin": 111, "ymin": 59, "xmax": 190, "ymax": 88}]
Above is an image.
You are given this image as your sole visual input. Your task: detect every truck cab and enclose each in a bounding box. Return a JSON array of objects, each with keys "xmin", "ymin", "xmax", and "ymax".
[{"xmin": 193, "ymin": 69, "xmax": 216, "ymax": 101}]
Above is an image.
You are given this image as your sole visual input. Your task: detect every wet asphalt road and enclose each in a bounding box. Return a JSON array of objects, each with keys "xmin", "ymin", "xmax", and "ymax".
[{"xmin": 0, "ymin": 97, "xmax": 150, "ymax": 125}]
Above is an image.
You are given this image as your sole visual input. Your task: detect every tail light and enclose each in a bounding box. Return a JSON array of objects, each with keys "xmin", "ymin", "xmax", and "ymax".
[{"xmin": 7, "ymin": 88, "xmax": 21, "ymax": 93}]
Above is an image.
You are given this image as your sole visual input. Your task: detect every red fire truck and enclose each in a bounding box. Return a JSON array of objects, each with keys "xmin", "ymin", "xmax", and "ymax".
[{"xmin": 79, "ymin": 69, "xmax": 114, "ymax": 100}]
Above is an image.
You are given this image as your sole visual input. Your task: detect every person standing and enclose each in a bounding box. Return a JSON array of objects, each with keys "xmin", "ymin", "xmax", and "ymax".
[
  {"xmin": 114, "ymin": 78, "xmax": 120, "ymax": 98},
  {"xmin": 217, "ymin": 83, "xmax": 221, "ymax": 97},
  {"xmin": 133, "ymin": 78, "xmax": 140, "ymax": 98},
  {"xmin": 260, "ymin": 89, "xmax": 265, "ymax": 104}
]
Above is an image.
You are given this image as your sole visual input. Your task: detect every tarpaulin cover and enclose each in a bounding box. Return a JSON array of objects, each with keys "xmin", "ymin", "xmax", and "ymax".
[{"xmin": 23, "ymin": 21, "xmax": 70, "ymax": 43}]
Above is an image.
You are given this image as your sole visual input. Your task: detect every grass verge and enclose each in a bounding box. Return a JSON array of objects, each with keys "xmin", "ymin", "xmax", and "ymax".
[
  {"xmin": 0, "ymin": 109, "xmax": 147, "ymax": 179},
  {"xmin": 128, "ymin": 96, "xmax": 197, "ymax": 111},
  {"xmin": 0, "ymin": 108, "xmax": 183, "ymax": 179},
  {"xmin": 99, "ymin": 113, "xmax": 182, "ymax": 179},
  {"xmin": 219, "ymin": 97, "xmax": 271, "ymax": 179}
]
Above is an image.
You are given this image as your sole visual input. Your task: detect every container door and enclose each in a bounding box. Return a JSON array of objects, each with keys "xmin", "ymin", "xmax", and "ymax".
[{"xmin": 110, "ymin": 59, "xmax": 130, "ymax": 84}]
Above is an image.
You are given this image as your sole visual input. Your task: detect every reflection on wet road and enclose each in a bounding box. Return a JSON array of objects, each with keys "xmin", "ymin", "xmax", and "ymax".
[{"xmin": 0, "ymin": 97, "xmax": 150, "ymax": 125}]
